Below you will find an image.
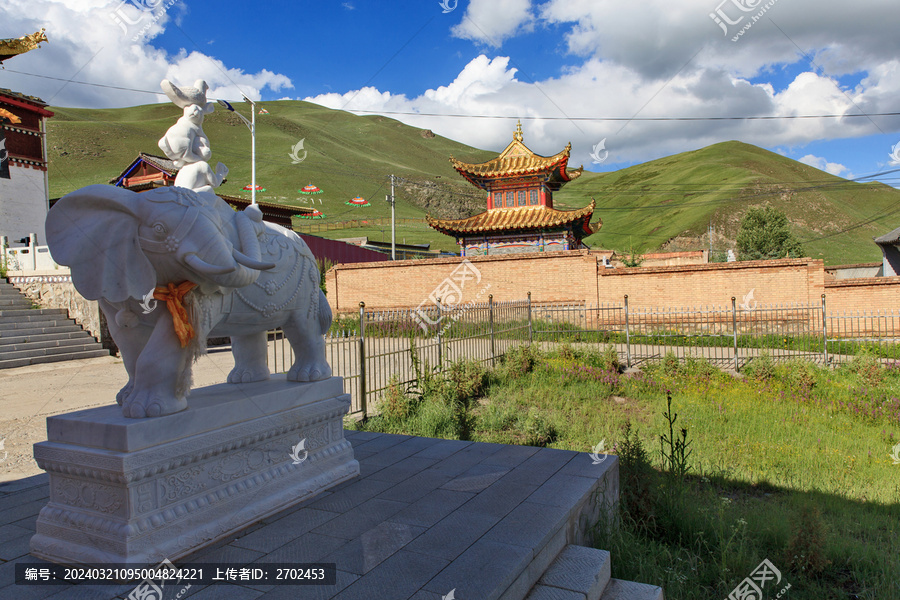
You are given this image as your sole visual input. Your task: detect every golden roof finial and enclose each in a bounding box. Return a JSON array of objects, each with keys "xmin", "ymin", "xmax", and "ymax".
[{"xmin": 513, "ymin": 120, "xmax": 523, "ymax": 142}]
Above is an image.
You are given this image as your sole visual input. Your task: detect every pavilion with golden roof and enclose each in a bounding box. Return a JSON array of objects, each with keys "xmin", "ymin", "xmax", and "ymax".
[{"xmin": 427, "ymin": 122, "xmax": 599, "ymax": 256}]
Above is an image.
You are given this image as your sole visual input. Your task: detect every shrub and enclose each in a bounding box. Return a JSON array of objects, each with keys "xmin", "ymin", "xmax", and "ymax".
[
  {"xmin": 377, "ymin": 375, "xmax": 417, "ymax": 421},
  {"xmin": 846, "ymin": 348, "xmax": 884, "ymax": 385},
  {"xmin": 522, "ymin": 407, "xmax": 556, "ymax": 447},
  {"xmin": 681, "ymin": 355, "xmax": 718, "ymax": 379},
  {"xmin": 497, "ymin": 344, "xmax": 540, "ymax": 380},
  {"xmin": 780, "ymin": 359, "xmax": 819, "ymax": 392},
  {"xmin": 661, "ymin": 351, "xmax": 681, "ymax": 376},
  {"xmin": 743, "ymin": 351, "xmax": 776, "ymax": 381},
  {"xmin": 785, "ymin": 505, "xmax": 830, "ymax": 575},
  {"xmin": 445, "ymin": 358, "xmax": 487, "ymax": 405},
  {"xmin": 598, "ymin": 345, "xmax": 621, "ymax": 372}
]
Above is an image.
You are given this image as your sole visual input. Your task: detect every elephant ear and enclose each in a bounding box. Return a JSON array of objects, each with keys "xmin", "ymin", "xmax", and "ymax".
[{"xmin": 46, "ymin": 184, "xmax": 156, "ymax": 303}]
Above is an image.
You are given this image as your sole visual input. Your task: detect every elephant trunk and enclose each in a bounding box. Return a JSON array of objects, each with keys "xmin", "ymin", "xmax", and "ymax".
[
  {"xmin": 186, "ymin": 235, "xmax": 260, "ymax": 289},
  {"xmin": 235, "ymin": 209, "xmax": 264, "ymax": 262}
]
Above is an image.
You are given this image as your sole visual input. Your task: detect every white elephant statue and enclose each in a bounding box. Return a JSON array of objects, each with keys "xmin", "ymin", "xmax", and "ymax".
[{"xmin": 45, "ymin": 184, "xmax": 332, "ymax": 418}]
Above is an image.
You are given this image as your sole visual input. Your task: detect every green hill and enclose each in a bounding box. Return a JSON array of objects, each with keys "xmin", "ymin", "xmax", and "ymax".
[
  {"xmin": 46, "ymin": 103, "xmax": 900, "ymax": 264},
  {"xmin": 47, "ymin": 100, "xmax": 494, "ymax": 253},
  {"xmin": 554, "ymin": 141, "xmax": 900, "ymax": 265}
]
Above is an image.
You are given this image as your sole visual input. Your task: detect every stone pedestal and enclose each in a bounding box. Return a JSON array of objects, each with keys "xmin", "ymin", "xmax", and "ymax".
[{"xmin": 30, "ymin": 376, "xmax": 358, "ymax": 565}]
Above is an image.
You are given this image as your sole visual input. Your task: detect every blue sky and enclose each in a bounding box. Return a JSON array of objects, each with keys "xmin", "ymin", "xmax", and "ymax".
[{"xmin": 2, "ymin": 0, "xmax": 900, "ymax": 186}]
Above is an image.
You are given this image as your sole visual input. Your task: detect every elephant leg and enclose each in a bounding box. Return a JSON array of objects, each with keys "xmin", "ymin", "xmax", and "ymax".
[
  {"xmin": 100, "ymin": 300, "xmax": 151, "ymax": 406},
  {"xmin": 124, "ymin": 309, "xmax": 190, "ymax": 418},
  {"xmin": 283, "ymin": 316, "xmax": 332, "ymax": 382},
  {"xmin": 228, "ymin": 332, "xmax": 270, "ymax": 383}
]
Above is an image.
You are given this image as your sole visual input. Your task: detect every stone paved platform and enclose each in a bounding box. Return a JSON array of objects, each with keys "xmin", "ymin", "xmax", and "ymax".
[{"xmin": 0, "ymin": 431, "xmax": 620, "ymax": 600}]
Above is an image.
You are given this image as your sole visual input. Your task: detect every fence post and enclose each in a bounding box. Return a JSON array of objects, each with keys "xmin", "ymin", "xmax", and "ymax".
[
  {"xmin": 624, "ymin": 295, "xmax": 631, "ymax": 368},
  {"xmin": 821, "ymin": 293, "xmax": 828, "ymax": 366},
  {"xmin": 489, "ymin": 294, "xmax": 496, "ymax": 367},
  {"xmin": 732, "ymin": 296, "xmax": 739, "ymax": 372},
  {"xmin": 437, "ymin": 297, "xmax": 443, "ymax": 369},
  {"xmin": 527, "ymin": 291, "xmax": 533, "ymax": 345},
  {"xmin": 358, "ymin": 301, "xmax": 367, "ymax": 419}
]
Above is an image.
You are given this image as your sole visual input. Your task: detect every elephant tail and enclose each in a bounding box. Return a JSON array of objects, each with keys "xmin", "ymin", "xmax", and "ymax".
[{"xmin": 318, "ymin": 289, "xmax": 332, "ymax": 336}]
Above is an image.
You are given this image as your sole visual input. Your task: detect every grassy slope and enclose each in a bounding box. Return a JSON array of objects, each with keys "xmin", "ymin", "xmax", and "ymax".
[
  {"xmin": 47, "ymin": 104, "xmax": 900, "ymax": 264},
  {"xmin": 555, "ymin": 141, "xmax": 900, "ymax": 265},
  {"xmin": 47, "ymin": 101, "xmax": 494, "ymax": 253}
]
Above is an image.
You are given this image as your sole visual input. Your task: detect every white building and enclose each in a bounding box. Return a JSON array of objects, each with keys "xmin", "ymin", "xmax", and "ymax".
[{"xmin": 0, "ymin": 89, "xmax": 53, "ymax": 252}]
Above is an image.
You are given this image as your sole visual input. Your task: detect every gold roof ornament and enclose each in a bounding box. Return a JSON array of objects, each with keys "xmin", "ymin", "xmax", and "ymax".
[
  {"xmin": 0, "ymin": 29, "xmax": 48, "ymax": 64},
  {"xmin": 449, "ymin": 123, "xmax": 582, "ymax": 189}
]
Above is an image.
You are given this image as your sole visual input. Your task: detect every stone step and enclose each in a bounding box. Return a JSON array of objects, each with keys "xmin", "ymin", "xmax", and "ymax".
[
  {"xmin": 0, "ymin": 320, "xmax": 82, "ymax": 333},
  {"xmin": 0, "ymin": 348, "xmax": 110, "ymax": 370},
  {"xmin": 526, "ymin": 545, "xmax": 611, "ymax": 600},
  {"xmin": 0, "ymin": 336, "xmax": 100, "ymax": 353},
  {"xmin": 0, "ymin": 310, "xmax": 69, "ymax": 329},
  {"xmin": 0, "ymin": 307, "xmax": 68, "ymax": 318},
  {"xmin": 0, "ymin": 297, "xmax": 34, "ymax": 308},
  {"xmin": 0, "ymin": 285, "xmax": 24, "ymax": 295},
  {"xmin": 600, "ymin": 580, "xmax": 664, "ymax": 600},
  {"xmin": 0, "ymin": 330, "xmax": 90, "ymax": 346},
  {"xmin": 0, "ymin": 342, "xmax": 105, "ymax": 361}
]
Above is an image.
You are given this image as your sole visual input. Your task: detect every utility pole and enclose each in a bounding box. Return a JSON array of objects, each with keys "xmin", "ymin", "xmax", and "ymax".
[
  {"xmin": 240, "ymin": 95, "xmax": 258, "ymax": 205},
  {"xmin": 251, "ymin": 104, "xmax": 256, "ymax": 205},
  {"xmin": 388, "ymin": 174, "xmax": 396, "ymax": 260}
]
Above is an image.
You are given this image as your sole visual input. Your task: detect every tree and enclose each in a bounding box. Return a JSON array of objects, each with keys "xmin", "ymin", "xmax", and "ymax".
[{"xmin": 736, "ymin": 206, "xmax": 803, "ymax": 261}]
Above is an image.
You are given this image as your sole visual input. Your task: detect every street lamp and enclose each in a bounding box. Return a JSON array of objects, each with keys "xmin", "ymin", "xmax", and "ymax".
[{"xmin": 216, "ymin": 97, "xmax": 258, "ymax": 205}]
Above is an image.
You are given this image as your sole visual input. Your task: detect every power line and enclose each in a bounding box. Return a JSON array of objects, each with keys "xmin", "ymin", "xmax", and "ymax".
[
  {"xmin": 6, "ymin": 69, "xmax": 900, "ymax": 123},
  {"xmin": 344, "ymin": 109, "xmax": 900, "ymax": 122}
]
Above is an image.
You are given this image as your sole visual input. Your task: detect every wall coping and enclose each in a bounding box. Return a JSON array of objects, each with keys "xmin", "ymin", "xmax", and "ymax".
[
  {"xmin": 328, "ymin": 248, "xmax": 592, "ymax": 272},
  {"xmin": 824, "ymin": 262, "xmax": 882, "ymax": 271},
  {"xmin": 598, "ymin": 257, "xmax": 822, "ymax": 277},
  {"xmin": 825, "ymin": 275, "xmax": 900, "ymax": 288}
]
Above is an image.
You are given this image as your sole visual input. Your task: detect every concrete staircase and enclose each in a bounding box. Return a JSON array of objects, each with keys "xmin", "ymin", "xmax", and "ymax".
[
  {"xmin": 526, "ymin": 545, "xmax": 664, "ymax": 600},
  {"xmin": 0, "ymin": 281, "xmax": 109, "ymax": 369}
]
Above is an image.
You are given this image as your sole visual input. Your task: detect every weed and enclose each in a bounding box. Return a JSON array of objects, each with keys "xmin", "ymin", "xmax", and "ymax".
[
  {"xmin": 660, "ymin": 393, "xmax": 693, "ymax": 479},
  {"xmin": 785, "ymin": 505, "xmax": 831, "ymax": 575},
  {"xmin": 845, "ymin": 348, "xmax": 884, "ymax": 386},
  {"xmin": 617, "ymin": 421, "xmax": 657, "ymax": 533},
  {"xmin": 522, "ymin": 407, "xmax": 556, "ymax": 447}
]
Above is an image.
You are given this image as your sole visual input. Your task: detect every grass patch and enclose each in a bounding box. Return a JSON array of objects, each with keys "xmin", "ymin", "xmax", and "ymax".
[{"xmin": 349, "ymin": 344, "xmax": 900, "ymax": 598}]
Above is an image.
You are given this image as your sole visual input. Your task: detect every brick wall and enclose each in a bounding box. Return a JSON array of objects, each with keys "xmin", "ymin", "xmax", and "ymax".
[
  {"xmin": 597, "ymin": 258, "xmax": 825, "ymax": 308},
  {"xmin": 326, "ymin": 250, "xmax": 597, "ymax": 312},
  {"xmin": 824, "ymin": 276, "xmax": 900, "ymax": 314},
  {"xmin": 325, "ymin": 253, "xmax": 831, "ymax": 313}
]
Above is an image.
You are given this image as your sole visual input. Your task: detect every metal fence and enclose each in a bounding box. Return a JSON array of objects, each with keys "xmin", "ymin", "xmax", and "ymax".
[
  {"xmin": 268, "ymin": 294, "xmax": 900, "ymax": 419},
  {"xmin": 268, "ymin": 295, "xmax": 531, "ymax": 417}
]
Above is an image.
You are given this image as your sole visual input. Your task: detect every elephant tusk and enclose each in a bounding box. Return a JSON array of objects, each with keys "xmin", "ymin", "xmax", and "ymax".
[
  {"xmin": 232, "ymin": 248, "xmax": 276, "ymax": 270},
  {"xmin": 185, "ymin": 253, "xmax": 237, "ymax": 276}
]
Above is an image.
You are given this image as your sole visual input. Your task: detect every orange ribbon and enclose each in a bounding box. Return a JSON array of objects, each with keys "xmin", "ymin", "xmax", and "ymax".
[{"xmin": 153, "ymin": 281, "xmax": 198, "ymax": 348}]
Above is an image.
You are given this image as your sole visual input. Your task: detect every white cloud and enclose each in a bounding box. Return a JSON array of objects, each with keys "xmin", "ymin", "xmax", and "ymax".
[
  {"xmin": 451, "ymin": 0, "xmax": 535, "ymax": 47},
  {"xmin": 0, "ymin": 0, "xmax": 293, "ymax": 108},
  {"xmin": 798, "ymin": 154, "xmax": 853, "ymax": 178},
  {"xmin": 305, "ymin": 53, "xmax": 900, "ymax": 170}
]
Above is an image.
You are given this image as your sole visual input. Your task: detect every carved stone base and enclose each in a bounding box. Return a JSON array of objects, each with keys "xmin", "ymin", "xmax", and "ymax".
[{"xmin": 30, "ymin": 376, "xmax": 358, "ymax": 565}]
